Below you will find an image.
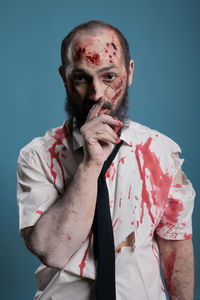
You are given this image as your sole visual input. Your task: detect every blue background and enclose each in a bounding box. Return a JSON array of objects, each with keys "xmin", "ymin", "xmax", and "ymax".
[{"xmin": 0, "ymin": 0, "xmax": 199, "ymax": 299}]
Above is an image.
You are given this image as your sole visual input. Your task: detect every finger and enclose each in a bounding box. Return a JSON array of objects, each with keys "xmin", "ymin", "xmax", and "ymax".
[
  {"xmin": 86, "ymin": 97, "xmax": 105, "ymax": 122},
  {"xmin": 95, "ymin": 123, "xmax": 119, "ymax": 140},
  {"xmin": 91, "ymin": 114, "xmax": 123, "ymax": 128},
  {"xmin": 96, "ymin": 132, "xmax": 121, "ymax": 145}
]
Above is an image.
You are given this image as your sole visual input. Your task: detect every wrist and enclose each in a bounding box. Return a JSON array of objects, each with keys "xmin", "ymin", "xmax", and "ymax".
[{"xmin": 78, "ymin": 160, "xmax": 103, "ymax": 176}]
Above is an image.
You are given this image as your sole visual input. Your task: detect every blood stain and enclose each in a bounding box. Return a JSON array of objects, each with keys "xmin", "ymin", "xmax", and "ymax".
[
  {"xmin": 111, "ymin": 89, "xmax": 122, "ymax": 103},
  {"xmin": 86, "ymin": 53, "xmax": 100, "ymax": 65},
  {"xmin": 173, "ymin": 184, "xmax": 182, "ymax": 188},
  {"xmin": 161, "ymin": 286, "xmax": 165, "ymax": 293},
  {"xmin": 113, "ymin": 217, "xmax": 119, "ymax": 229},
  {"xmin": 152, "ymin": 244, "xmax": 160, "ymax": 268},
  {"xmin": 79, "ymin": 232, "xmax": 93, "ymax": 276},
  {"xmin": 163, "ymin": 196, "xmax": 183, "ymax": 226},
  {"xmin": 111, "ymin": 166, "xmax": 116, "ymax": 181},
  {"xmin": 75, "ymin": 47, "xmax": 86, "ymax": 60},
  {"xmin": 163, "ymin": 249, "xmax": 177, "ymax": 296},
  {"xmin": 183, "ymin": 233, "xmax": 192, "ymax": 239},
  {"xmin": 119, "ymin": 197, "xmax": 122, "ymax": 208},
  {"xmin": 36, "ymin": 210, "xmax": 43, "ymax": 216},
  {"xmin": 48, "ymin": 126, "xmax": 67, "ymax": 189},
  {"xmin": 114, "ymin": 79, "xmax": 123, "ymax": 90},
  {"xmin": 128, "ymin": 185, "xmax": 131, "ymax": 199},
  {"xmin": 135, "ymin": 137, "xmax": 172, "ymax": 224},
  {"xmin": 118, "ymin": 156, "xmax": 126, "ymax": 165}
]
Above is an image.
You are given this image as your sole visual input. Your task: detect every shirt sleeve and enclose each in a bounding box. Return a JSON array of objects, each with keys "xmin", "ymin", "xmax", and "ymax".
[
  {"xmin": 156, "ymin": 151, "xmax": 195, "ymax": 240},
  {"xmin": 17, "ymin": 149, "xmax": 59, "ymax": 231}
]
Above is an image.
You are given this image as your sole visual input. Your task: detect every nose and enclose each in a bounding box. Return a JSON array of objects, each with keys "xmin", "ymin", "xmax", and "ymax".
[{"xmin": 90, "ymin": 79, "xmax": 103, "ymax": 101}]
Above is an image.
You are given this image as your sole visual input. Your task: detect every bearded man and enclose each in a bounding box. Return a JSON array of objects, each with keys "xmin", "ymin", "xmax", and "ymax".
[{"xmin": 17, "ymin": 20, "xmax": 195, "ymax": 300}]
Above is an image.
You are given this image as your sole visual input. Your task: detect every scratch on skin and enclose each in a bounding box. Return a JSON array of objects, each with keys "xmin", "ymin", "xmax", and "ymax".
[{"xmin": 163, "ymin": 249, "xmax": 177, "ymax": 297}]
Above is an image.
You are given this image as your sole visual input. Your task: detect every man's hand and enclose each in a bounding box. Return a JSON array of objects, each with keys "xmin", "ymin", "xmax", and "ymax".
[
  {"xmin": 81, "ymin": 97, "xmax": 123, "ymax": 166},
  {"xmin": 21, "ymin": 98, "xmax": 124, "ymax": 269}
]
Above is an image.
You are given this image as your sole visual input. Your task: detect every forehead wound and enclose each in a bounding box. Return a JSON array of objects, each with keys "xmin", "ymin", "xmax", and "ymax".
[{"xmin": 70, "ymin": 31, "xmax": 122, "ymax": 65}]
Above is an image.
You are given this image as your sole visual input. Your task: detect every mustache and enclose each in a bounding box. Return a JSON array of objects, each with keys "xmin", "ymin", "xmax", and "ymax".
[{"xmin": 84, "ymin": 98, "xmax": 112, "ymax": 110}]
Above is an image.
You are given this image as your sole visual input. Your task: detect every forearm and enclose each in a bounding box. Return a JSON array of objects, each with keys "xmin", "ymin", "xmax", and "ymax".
[
  {"xmin": 158, "ymin": 237, "xmax": 194, "ymax": 300},
  {"xmin": 30, "ymin": 161, "xmax": 101, "ymax": 268}
]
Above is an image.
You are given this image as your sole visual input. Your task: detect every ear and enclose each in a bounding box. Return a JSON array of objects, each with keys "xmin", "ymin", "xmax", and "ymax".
[
  {"xmin": 128, "ymin": 59, "xmax": 134, "ymax": 86},
  {"xmin": 58, "ymin": 65, "xmax": 67, "ymax": 86}
]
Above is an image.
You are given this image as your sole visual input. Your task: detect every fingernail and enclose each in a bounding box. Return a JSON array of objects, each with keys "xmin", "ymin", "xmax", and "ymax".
[
  {"xmin": 114, "ymin": 138, "xmax": 121, "ymax": 144},
  {"xmin": 118, "ymin": 121, "xmax": 123, "ymax": 127}
]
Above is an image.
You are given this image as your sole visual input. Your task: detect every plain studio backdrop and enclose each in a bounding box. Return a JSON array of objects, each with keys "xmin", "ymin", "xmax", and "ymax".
[{"xmin": 0, "ymin": 0, "xmax": 199, "ymax": 299}]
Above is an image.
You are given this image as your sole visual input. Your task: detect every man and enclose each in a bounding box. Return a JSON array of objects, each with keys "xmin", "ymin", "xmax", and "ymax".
[{"xmin": 17, "ymin": 20, "xmax": 195, "ymax": 300}]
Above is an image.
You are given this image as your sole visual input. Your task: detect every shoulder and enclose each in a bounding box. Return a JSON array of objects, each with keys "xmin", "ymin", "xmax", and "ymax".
[
  {"xmin": 125, "ymin": 119, "xmax": 181, "ymax": 154},
  {"xmin": 18, "ymin": 121, "xmax": 68, "ymax": 165}
]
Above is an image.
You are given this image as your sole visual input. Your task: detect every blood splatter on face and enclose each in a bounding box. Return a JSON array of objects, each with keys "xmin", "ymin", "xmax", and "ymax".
[
  {"xmin": 109, "ymin": 74, "xmax": 126, "ymax": 104},
  {"xmin": 65, "ymin": 29, "xmax": 130, "ymax": 123}
]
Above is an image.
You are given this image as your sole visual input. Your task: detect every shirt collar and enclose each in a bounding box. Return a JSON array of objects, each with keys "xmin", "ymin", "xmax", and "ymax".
[{"xmin": 69, "ymin": 118, "xmax": 133, "ymax": 151}]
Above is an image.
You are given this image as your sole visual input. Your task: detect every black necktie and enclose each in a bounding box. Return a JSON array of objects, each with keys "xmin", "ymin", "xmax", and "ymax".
[{"xmin": 93, "ymin": 141, "xmax": 122, "ymax": 300}]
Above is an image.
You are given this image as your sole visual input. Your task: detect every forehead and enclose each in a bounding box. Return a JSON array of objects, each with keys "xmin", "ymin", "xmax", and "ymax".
[{"xmin": 67, "ymin": 28, "xmax": 124, "ymax": 69}]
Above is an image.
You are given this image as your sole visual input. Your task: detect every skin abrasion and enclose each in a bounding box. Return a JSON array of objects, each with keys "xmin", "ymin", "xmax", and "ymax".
[
  {"xmin": 75, "ymin": 47, "xmax": 101, "ymax": 65},
  {"xmin": 162, "ymin": 249, "xmax": 177, "ymax": 297}
]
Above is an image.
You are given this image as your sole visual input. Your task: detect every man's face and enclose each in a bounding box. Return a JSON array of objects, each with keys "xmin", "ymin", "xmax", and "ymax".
[{"xmin": 61, "ymin": 29, "xmax": 133, "ymax": 126}]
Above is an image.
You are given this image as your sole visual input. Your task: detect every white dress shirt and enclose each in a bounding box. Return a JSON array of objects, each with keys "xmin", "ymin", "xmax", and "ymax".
[{"xmin": 17, "ymin": 119, "xmax": 195, "ymax": 300}]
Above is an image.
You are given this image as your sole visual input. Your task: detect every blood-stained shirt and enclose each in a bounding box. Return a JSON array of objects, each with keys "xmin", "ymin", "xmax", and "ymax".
[{"xmin": 17, "ymin": 119, "xmax": 195, "ymax": 300}]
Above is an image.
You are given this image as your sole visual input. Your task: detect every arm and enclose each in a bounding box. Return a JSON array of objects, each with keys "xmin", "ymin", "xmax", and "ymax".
[
  {"xmin": 157, "ymin": 236, "xmax": 194, "ymax": 300},
  {"xmin": 21, "ymin": 98, "xmax": 122, "ymax": 269}
]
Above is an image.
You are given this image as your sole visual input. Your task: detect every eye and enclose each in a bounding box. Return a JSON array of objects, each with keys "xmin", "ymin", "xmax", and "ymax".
[
  {"xmin": 72, "ymin": 74, "xmax": 86, "ymax": 85},
  {"xmin": 103, "ymin": 73, "xmax": 117, "ymax": 82}
]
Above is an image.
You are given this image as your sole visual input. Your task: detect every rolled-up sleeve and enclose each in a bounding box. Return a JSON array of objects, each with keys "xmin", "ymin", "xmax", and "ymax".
[{"xmin": 17, "ymin": 149, "xmax": 58, "ymax": 230}]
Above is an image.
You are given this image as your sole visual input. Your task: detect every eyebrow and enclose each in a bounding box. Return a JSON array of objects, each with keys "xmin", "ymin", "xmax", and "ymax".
[{"xmin": 72, "ymin": 65, "xmax": 119, "ymax": 75}]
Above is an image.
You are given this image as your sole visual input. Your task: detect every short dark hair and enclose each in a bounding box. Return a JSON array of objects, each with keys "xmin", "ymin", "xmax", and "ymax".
[{"xmin": 61, "ymin": 20, "xmax": 131, "ymax": 72}]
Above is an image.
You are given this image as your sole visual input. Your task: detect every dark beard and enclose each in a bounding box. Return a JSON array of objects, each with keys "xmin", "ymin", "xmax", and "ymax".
[{"xmin": 65, "ymin": 84, "xmax": 129, "ymax": 129}]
